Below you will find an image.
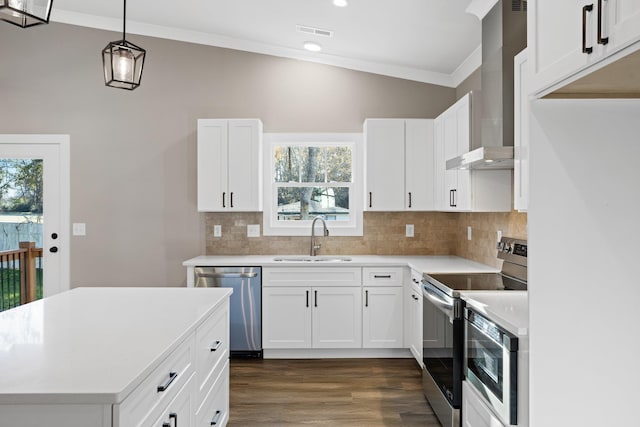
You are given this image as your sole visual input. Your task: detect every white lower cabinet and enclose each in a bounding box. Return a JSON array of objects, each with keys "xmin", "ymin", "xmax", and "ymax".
[
  {"xmin": 362, "ymin": 267, "xmax": 404, "ymax": 349},
  {"xmin": 195, "ymin": 360, "xmax": 230, "ymax": 427},
  {"xmin": 150, "ymin": 374, "xmax": 195, "ymax": 427},
  {"xmin": 262, "ymin": 286, "xmax": 362, "ymax": 349},
  {"xmin": 362, "ymin": 286, "xmax": 403, "ymax": 348},
  {"xmin": 462, "ymin": 380, "xmax": 505, "ymax": 427},
  {"xmin": 406, "ymin": 269, "xmax": 423, "ymax": 367}
]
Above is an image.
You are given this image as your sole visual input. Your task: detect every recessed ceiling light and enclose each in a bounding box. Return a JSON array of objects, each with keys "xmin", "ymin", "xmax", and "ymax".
[
  {"xmin": 303, "ymin": 41, "xmax": 322, "ymax": 52},
  {"xmin": 333, "ymin": 0, "xmax": 348, "ymax": 7}
]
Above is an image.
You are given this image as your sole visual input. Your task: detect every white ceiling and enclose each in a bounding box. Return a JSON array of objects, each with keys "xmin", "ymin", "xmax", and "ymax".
[{"xmin": 51, "ymin": 0, "xmax": 483, "ymax": 87}]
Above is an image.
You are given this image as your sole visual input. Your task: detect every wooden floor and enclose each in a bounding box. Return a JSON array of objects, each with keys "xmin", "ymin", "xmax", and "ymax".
[{"xmin": 229, "ymin": 358, "xmax": 441, "ymax": 426}]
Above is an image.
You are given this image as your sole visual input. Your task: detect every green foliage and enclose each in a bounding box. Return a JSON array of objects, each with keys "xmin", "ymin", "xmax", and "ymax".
[
  {"xmin": 0, "ymin": 159, "xmax": 43, "ymax": 213},
  {"xmin": 0, "ymin": 268, "xmax": 43, "ymax": 311}
]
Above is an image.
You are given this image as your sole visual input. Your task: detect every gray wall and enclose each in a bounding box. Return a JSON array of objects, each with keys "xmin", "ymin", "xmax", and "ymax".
[
  {"xmin": 0, "ymin": 22, "xmax": 455, "ymax": 287},
  {"xmin": 456, "ymin": 67, "xmax": 481, "ymax": 100}
]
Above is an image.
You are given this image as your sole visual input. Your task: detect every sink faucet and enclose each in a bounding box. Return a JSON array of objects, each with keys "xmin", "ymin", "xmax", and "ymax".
[{"xmin": 310, "ymin": 216, "xmax": 329, "ymax": 256}]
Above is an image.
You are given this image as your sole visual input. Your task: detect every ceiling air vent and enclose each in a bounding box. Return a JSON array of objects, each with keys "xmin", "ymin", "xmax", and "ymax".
[{"xmin": 296, "ymin": 25, "xmax": 334, "ymax": 38}]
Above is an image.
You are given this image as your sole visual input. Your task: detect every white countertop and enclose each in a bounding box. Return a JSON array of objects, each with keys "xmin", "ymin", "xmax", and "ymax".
[
  {"xmin": 461, "ymin": 291, "xmax": 529, "ymax": 336},
  {"xmin": 0, "ymin": 287, "xmax": 232, "ymax": 405},
  {"xmin": 183, "ymin": 255, "xmax": 499, "ymax": 275}
]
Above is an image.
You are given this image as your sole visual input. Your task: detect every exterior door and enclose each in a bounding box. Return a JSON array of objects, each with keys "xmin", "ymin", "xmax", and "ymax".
[{"xmin": 0, "ymin": 135, "xmax": 70, "ymax": 300}]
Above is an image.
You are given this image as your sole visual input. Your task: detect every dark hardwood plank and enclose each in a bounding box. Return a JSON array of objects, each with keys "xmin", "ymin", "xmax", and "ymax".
[{"xmin": 229, "ymin": 358, "xmax": 441, "ymax": 426}]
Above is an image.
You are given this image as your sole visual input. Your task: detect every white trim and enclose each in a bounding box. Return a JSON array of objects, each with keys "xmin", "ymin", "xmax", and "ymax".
[
  {"xmin": 0, "ymin": 135, "xmax": 71, "ymax": 296},
  {"xmin": 263, "ymin": 133, "xmax": 363, "ymax": 237},
  {"xmin": 52, "ymin": 10, "xmax": 463, "ymax": 87},
  {"xmin": 465, "ymin": 0, "xmax": 500, "ymax": 20},
  {"xmin": 451, "ymin": 45, "xmax": 482, "ymax": 88},
  {"xmin": 263, "ymin": 348, "xmax": 412, "ymax": 359}
]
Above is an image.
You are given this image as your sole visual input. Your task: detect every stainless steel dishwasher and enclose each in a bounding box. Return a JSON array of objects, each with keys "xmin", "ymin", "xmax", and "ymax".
[{"xmin": 194, "ymin": 266, "xmax": 262, "ymax": 358}]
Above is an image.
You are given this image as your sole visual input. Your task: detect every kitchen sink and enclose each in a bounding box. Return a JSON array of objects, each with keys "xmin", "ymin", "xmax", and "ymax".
[{"xmin": 273, "ymin": 256, "xmax": 353, "ymax": 263}]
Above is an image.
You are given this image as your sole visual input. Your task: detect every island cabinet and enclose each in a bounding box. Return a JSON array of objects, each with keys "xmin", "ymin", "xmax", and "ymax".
[
  {"xmin": 197, "ymin": 119, "xmax": 262, "ymax": 212},
  {"xmin": 0, "ymin": 288, "xmax": 232, "ymax": 427},
  {"xmin": 528, "ymin": 0, "xmax": 640, "ymax": 97},
  {"xmin": 262, "ymin": 268, "xmax": 363, "ymax": 350}
]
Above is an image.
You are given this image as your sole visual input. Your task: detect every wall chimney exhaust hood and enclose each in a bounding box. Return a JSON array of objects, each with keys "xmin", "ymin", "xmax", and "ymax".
[{"xmin": 446, "ymin": 0, "xmax": 526, "ymax": 171}]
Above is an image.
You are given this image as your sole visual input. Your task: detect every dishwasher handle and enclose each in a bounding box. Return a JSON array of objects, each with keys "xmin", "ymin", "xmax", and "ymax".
[{"xmin": 196, "ymin": 272, "xmax": 258, "ymax": 279}]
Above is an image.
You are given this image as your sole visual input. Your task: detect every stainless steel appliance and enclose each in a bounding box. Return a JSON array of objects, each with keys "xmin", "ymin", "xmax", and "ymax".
[
  {"xmin": 465, "ymin": 306, "xmax": 519, "ymax": 425},
  {"xmin": 421, "ymin": 237, "xmax": 527, "ymax": 427},
  {"xmin": 195, "ymin": 266, "xmax": 262, "ymax": 358}
]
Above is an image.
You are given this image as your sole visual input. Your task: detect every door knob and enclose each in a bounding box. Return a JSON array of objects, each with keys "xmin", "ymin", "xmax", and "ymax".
[{"xmin": 49, "ymin": 246, "xmax": 58, "ymax": 253}]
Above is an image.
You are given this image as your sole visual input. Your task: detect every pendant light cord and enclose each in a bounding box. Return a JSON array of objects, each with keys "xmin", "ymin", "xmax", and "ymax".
[{"xmin": 122, "ymin": 0, "xmax": 127, "ymax": 41}]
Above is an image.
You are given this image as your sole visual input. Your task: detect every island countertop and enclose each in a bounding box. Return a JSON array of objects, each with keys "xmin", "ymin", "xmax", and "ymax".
[{"xmin": 0, "ymin": 287, "xmax": 232, "ymax": 405}]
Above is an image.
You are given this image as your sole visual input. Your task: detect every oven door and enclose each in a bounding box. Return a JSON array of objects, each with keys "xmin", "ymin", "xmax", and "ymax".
[
  {"xmin": 464, "ymin": 307, "xmax": 518, "ymax": 425},
  {"xmin": 421, "ymin": 278, "xmax": 463, "ymax": 427}
]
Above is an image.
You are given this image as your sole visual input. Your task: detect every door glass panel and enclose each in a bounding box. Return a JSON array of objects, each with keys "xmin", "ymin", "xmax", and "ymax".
[{"xmin": 0, "ymin": 159, "xmax": 44, "ymax": 311}]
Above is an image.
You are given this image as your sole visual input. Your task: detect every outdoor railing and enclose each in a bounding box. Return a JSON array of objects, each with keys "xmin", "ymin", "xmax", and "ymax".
[{"xmin": 0, "ymin": 242, "xmax": 43, "ymax": 312}]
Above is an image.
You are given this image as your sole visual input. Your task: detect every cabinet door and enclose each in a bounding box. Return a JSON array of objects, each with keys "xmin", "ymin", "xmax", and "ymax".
[
  {"xmin": 609, "ymin": 0, "xmax": 640, "ymax": 51},
  {"xmin": 528, "ymin": 0, "xmax": 602, "ymax": 95},
  {"xmin": 405, "ymin": 119, "xmax": 435, "ymax": 210},
  {"xmin": 514, "ymin": 49, "xmax": 530, "ymax": 212},
  {"xmin": 433, "ymin": 116, "xmax": 448, "ymax": 210},
  {"xmin": 312, "ymin": 287, "xmax": 362, "ymax": 348},
  {"xmin": 443, "ymin": 110, "xmax": 458, "ymax": 211},
  {"xmin": 262, "ymin": 287, "xmax": 312, "ymax": 349},
  {"xmin": 197, "ymin": 119, "xmax": 228, "ymax": 211},
  {"xmin": 362, "ymin": 286, "xmax": 403, "ymax": 348},
  {"xmin": 227, "ymin": 119, "xmax": 262, "ymax": 211},
  {"xmin": 408, "ymin": 281, "xmax": 423, "ymax": 367},
  {"xmin": 364, "ymin": 119, "xmax": 405, "ymax": 211}
]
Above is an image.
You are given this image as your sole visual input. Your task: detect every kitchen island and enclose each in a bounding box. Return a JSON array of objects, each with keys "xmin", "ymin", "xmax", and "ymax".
[{"xmin": 0, "ymin": 287, "xmax": 232, "ymax": 427}]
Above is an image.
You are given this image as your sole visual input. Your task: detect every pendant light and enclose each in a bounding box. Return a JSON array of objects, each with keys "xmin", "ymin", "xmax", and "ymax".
[
  {"xmin": 101, "ymin": 0, "xmax": 146, "ymax": 90},
  {"xmin": 0, "ymin": 0, "xmax": 53, "ymax": 28}
]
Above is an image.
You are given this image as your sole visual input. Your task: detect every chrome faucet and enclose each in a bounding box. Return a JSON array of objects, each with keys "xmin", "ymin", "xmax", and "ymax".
[{"xmin": 310, "ymin": 216, "xmax": 329, "ymax": 256}]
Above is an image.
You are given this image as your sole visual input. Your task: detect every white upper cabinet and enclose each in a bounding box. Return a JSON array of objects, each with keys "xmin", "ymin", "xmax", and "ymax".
[
  {"xmin": 514, "ymin": 49, "xmax": 530, "ymax": 212},
  {"xmin": 529, "ymin": 0, "xmax": 640, "ymax": 97},
  {"xmin": 197, "ymin": 119, "xmax": 262, "ymax": 212},
  {"xmin": 434, "ymin": 94, "xmax": 511, "ymax": 212},
  {"xmin": 364, "ymin": 118, "xmax": 435, "ymax": 211},
  {"xmin": 405, "ymin": 119, "xmax": 436, "ymax": 210}
]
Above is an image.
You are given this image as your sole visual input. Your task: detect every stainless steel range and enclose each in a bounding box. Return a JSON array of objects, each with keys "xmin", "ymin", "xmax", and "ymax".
[{"xmin": 421, "ymin": 237, "xmax": 527, "ymax": 427}]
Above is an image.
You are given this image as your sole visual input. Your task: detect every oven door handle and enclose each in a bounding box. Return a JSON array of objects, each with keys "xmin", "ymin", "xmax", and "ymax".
[{"xmin": 422, "ymin": 283, "xmax": 454, "ymax": 317}]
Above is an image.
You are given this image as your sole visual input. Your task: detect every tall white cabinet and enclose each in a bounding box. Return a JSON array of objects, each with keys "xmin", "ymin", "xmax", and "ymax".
[
  {"xmin": 364, "ymin": 119, "xmax": 435, "ymax": 211},
  {"xmin": 197, "ymin": 119, "xmax": 263, "ymax": 212},
  {"xmin": 528, "ymin": 0, "xmax": 640, "ymax": 96}
]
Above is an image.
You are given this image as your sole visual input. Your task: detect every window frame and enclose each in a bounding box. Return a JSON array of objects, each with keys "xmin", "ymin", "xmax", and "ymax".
[{"xmin": 262, "ymin": 133, "xmax": 363, "ymax": 237}]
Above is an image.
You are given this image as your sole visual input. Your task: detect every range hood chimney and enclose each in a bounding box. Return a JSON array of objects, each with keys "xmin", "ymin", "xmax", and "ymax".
[{"xmin": 446, "ymin": 0, "xmax": 527, "ymax": 170}]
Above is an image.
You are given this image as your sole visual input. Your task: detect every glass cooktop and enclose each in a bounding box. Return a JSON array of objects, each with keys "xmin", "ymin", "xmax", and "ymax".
[{"xmin": 426, "ymin": 273, "xmax": 527, "ymax": 297}]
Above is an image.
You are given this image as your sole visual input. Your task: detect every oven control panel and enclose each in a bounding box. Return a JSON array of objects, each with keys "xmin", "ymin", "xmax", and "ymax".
[{"xmin": 497, "ymin": 237, "xmax": 527, "ymax": 263}]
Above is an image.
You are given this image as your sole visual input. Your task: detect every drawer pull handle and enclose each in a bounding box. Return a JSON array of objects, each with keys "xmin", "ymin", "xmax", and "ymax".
[
  {"xmin": 157, "ymin": 371, "xmax": 177, "ymax": 392},
  {"xmin": 210, "ymin": 340, "xmax": 222, "ymax": 352},
  {"xmin": 374, "ymin": 275, "xmax": 391, "ymax": 279},
  {"xmin": 365, "ymin": 290, "xmax": 369, "ymax": 307},
  {"xmin": 211, "ymin": 410, "xmax": 222, "ymax": 425},
  {"xmin": 170, "ymin": 412, "xmax": 178, "ymax": 427},
  {"xmin": 582, "ymin": 4, "xmax": 594, "ymax": 54}
]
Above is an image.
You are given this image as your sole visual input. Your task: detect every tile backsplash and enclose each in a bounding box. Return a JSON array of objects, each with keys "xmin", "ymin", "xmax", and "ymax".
[{"xmin": 205, "ymin": 211, "xmax": 527, "ymax": 267}]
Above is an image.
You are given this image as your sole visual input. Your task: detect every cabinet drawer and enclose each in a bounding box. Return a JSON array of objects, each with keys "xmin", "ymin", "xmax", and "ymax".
[
  {"xmin": 114, "ymin": 336, "xmax": 195, "ymax": 427},
  {"xmin": 263, "ymin": 267, "xmax": 362, "ymax": 287},
  {"xmin": 195, "ymin": 304, "xmax": 229, "ymax": 407},
  {"xmin": 363, "ymin": 267, "xmax": 403, "ymax": 286},
  {"xmin": 196, "ymin": 360, "xmax": 230, "ymax": 427},
  {"xmin": 146, "ymin": 373, "xmax": 195, "ymax": 427}
]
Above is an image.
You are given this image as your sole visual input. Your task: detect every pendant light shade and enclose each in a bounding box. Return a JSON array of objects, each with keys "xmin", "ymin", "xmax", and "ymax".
[
  {"xmin": 0, "ymin": 0, "xmax": 53, "ymax": 28},
  {"xmin": 102, "ymin": 0, "xmax": 145, "ymax": 90}
]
